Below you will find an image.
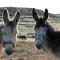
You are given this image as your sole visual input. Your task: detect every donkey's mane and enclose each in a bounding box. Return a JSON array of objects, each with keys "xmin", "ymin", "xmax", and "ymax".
[
  {"xmin": 46, "ymin": 21, "xmax": 60, "ymax": 54},
  {"xmin": 46, "ymin": 21, "xmax": 60, "ymax": 34}
]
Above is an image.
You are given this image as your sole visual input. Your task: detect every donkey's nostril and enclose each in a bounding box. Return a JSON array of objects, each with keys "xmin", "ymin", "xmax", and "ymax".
[
  {"xmin": 36, "ymin": 44, "xmax": 41, "ymax": 49},
  {"xmin": 6, "ymin": 50, "xmax": 13, "ymax": 55}
]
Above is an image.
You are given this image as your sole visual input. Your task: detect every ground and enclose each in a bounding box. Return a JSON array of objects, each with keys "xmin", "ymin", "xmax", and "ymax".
[{"xmin": 0, "ymin": 38, "xmax": 59, "ymax": 60}]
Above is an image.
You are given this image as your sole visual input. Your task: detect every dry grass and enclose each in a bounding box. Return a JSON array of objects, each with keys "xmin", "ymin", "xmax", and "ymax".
[{"xmin": 0, "ymin": 39, "xmax": 59, "ymax": 60}]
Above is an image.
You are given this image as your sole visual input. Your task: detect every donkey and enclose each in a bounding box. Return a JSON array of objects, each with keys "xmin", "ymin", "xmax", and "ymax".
[
  {"xmin": 32, "ymin": 8, "xmax": 60, "ymax": 55},
  {"xmin": 0, "ymin": 9, "xmax": 20, "ymax": 56}
]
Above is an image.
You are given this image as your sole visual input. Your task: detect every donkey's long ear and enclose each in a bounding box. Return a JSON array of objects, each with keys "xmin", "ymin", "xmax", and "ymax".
[
  {"xmin": 3, "ymin": 9, "xmax": 9, "ymax": 23},
  {"xmin": 43, "ymin": 9, "xmax": 48, "ymax": 21},
  {"xmin": 32, "ymin": 8, "xmax": 38, "ymax": 22},
  {"xmin": 13, "ymin": 11, "xmax": 20, "ymax": 26}
]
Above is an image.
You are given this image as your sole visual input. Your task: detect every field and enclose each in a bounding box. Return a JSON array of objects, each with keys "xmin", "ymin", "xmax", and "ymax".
[
  {"xmin": 0, "ymin": 39, "xmax": 59, "ymax": 60},
  {"xmin": 0, "ymin": 17, "xmax": 60, "ymax": 60},
  {"xmin": 0, "ymin": 16, "xmax": 60, "ymax": 60}
]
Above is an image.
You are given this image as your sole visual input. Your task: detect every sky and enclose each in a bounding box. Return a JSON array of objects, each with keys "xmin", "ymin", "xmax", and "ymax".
[{"xmin": 0, "ymin": 0, "xmax": 60, "ymax": 14}]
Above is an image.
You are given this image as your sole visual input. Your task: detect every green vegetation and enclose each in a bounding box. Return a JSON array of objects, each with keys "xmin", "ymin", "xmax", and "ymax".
[
  {"xmin": 16, "ymin": 40, "xmax": 35, "ymax": 56},
  {"xmin": 16, "ymin": 40, "xmax": 34, "ymax": 46}
]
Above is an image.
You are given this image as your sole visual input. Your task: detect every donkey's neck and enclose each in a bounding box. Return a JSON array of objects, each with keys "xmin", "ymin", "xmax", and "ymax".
[
  {"xmin": 46, "ymin": 22, "xmax": 60, "ymax": 52},
  {"xmin": 46, "ymin": 22, "xmax": 54, "ymax": 32}
]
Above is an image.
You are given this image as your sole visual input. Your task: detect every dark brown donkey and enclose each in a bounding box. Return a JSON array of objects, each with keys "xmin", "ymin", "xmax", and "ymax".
[{"xmin": 32, "ymin": 8, "xmax": 60, "ymax": 55}]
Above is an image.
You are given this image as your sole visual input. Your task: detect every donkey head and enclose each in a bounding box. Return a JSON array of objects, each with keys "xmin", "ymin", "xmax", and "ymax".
[
  {"xmin": 2, "ymin": 9, "xmax": 20, "ymax": 55},
  {"xmin": 32, "ymin": 8, "xmax": 48, "ymax": 49}
]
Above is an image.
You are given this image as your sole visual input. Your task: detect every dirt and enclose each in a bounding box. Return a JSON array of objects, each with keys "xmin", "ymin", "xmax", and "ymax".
[{"xmin": 0, "ymin": 40, "xmax": 59, "ymax": 60}]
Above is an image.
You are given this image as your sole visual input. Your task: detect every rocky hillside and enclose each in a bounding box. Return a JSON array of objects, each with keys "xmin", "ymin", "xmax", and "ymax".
[{"xmin": 0, "ymin": 7, "xmax": 59, "ymax": 19}]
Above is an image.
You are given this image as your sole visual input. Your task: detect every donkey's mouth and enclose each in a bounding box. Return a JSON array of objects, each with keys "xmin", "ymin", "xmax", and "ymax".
[
  {"xmin": 5, "ymin": 44, "xmax": 14, "ymax": 55},
  {"xmin": 35, "ymin": 38, "xmax": 45, "ymax": 49},
  {"xmin": 6, "ymin": 49, "xmax": 13, "ymax": 55}
]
